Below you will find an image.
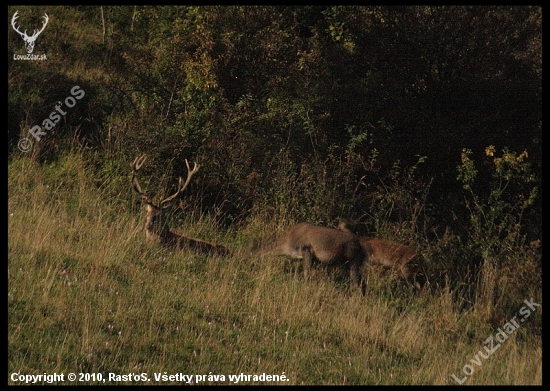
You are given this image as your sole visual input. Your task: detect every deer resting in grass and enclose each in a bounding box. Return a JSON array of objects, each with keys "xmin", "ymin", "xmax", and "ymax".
[
  {"xmin": 263, "ymin": 222, "xmax": 367, "ymax": 293},
  {"xmin": 131, "ymin": 155, "xmax": 230, "ymax": 257},
  {"xmin": 337, "ymin": 221, "xmax": 425, "ymax": 289}
]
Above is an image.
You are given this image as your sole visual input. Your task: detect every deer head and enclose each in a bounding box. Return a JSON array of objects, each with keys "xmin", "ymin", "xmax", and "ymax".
[
  {"xmin": 131, "ymin": 155, "xmax": 199, "ymax": 244},
  {"xmin": 11, "ymin": 11, "xmax": 49, "ymax": 54}
]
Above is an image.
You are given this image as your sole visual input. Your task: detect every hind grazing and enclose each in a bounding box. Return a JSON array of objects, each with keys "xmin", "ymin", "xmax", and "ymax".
[{"xmin": 263, "ymin": 222, "xmax": 367, "ymax": 292}]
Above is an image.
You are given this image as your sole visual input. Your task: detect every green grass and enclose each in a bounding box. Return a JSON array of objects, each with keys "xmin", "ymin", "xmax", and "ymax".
[{"xmin": 8, "ymin": 153, "xmax": 541, "ymax": 385}]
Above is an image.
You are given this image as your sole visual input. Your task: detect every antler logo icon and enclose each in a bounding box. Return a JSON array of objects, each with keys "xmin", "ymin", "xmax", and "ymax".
[{"xmin": 11, "ymin": 11, "xmax": 49, "ymax": 54}]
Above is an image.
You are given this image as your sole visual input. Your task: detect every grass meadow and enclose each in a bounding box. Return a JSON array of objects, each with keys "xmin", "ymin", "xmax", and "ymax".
[{"xmin": 8, "ymin": 153, "xmax": 542, "ymax": 385}]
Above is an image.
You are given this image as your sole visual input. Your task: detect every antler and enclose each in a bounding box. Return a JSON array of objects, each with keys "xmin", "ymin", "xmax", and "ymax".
[
  {"xmin": 131, "ymin": 154, "xmax": 149, "ymax": 201},
  {"xmin": 11, "ymin": 12, "xmax": 24, "ymax": 37},
  {"xmin": 12, "ymin": 11, "xmax": 48, "ymax": 39},
  {"xmin": 131, "ymin": 154, "xmax": 200, "ymax": 206},
  {"xmin": 11, "ymin": 11, "xmax": 29, "ymax": 39},
  {"xmin": 33, "ymin": 13, "xmax": 49, "ymax": 38},
  {"xmin": 160, "ymin": 159, "xmax": 200, "ymax": 206}
]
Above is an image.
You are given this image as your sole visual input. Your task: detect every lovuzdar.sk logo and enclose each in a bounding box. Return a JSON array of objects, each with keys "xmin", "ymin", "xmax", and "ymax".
[{"xmin": 11, "ymin": 10, "xmax": 48, "ymax": 60}]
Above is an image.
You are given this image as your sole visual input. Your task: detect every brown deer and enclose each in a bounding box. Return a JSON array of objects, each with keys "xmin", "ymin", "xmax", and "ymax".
[
  {"xmin": 261, "ymin": 222, "xmax": 367, "ymax": 293},
  {"xmin": 131, "ymin": 155, "xmax": 230, "ymax": 257},
  {"xmin": 337, "ymin": 220, "xmax": 425, "ymax": 289}
]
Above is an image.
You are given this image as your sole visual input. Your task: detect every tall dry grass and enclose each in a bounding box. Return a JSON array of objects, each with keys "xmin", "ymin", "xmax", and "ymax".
[{"xmin": 8, "ymin": 152, "xmax": 541, "ymax": 385}]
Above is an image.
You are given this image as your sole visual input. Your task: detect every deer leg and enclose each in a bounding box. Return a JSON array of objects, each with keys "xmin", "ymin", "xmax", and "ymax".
[
  {"xmin": 349, "ymin": 260, "xmax": 364, "ymax": 294},
  {"xmin": 301, "ymin": 245, "xmax": 313, "ymax": 280}
]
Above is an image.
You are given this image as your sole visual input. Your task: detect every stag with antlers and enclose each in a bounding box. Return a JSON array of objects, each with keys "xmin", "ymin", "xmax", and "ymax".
[
  {"xmin": 131, "ymin": 155, "xmax": 230, "ymax": 257},
  {"xmin": 11, "ymin": 11, "xmax": 49, "ymax": 54}
]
